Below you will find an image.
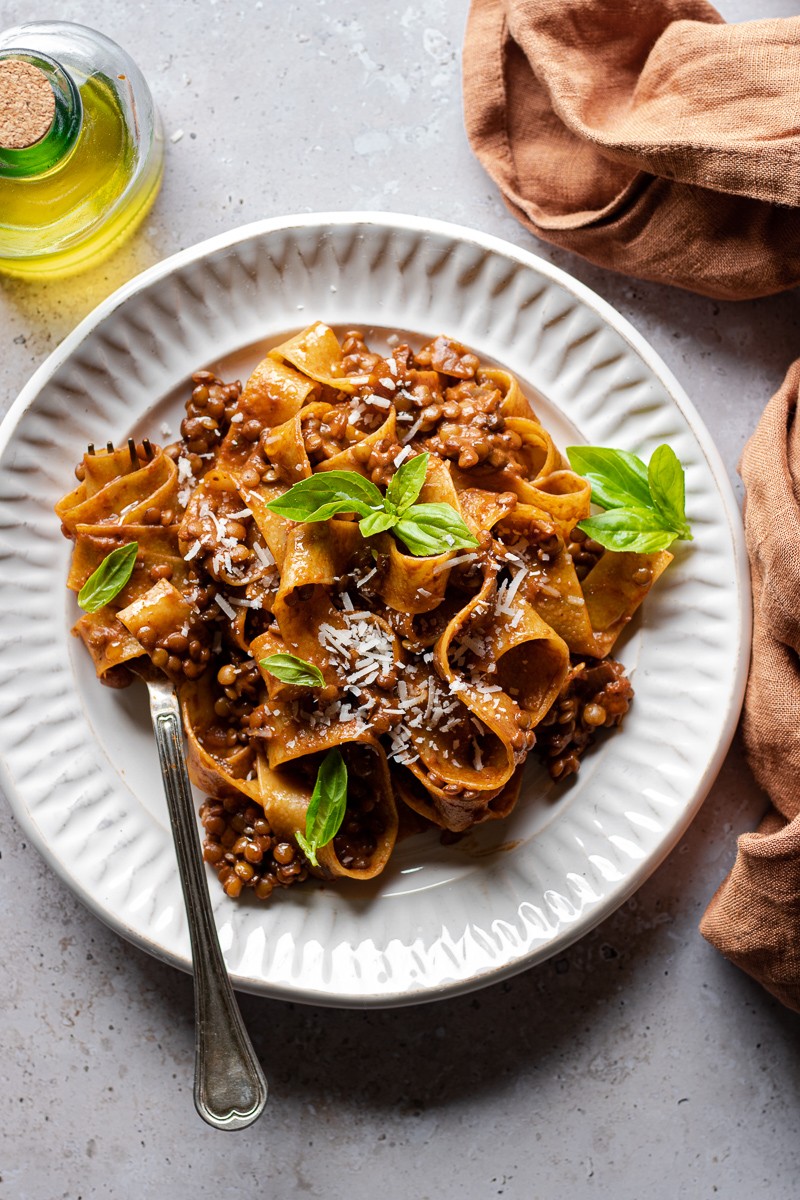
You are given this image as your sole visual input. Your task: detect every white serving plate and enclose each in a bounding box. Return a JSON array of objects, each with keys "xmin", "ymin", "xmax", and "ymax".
[{"xmin": 0, "ymin": 213, "xmax": 750, "ymax": 1007}]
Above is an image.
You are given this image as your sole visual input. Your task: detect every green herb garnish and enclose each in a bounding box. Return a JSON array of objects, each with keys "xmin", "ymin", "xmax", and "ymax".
[
  {"xmin": 385, "ymin": 449, "xmax": 429, "ymax": 513},
  {"xmin": 393, "ymin": 503, "xmax": 480, "ymax": 557},
  {"xmin": 566, "ymin": 444, "xmax": 692, "ymax": 553},
  {"xmin": 260, "ymin": 653, "xmax": 324, "ymax": 688},
  {"xmin": 266, "ymin": 469, "xmax": 385, "ymax": 523},
  {"xmin": 77, "ymin": 541, "xmax": 139, "ymax": 612},
  {"xmin": 266, "ymin": 453, "xmax": 478, "ymax": 557},
  {"xmin": 295, "ymin": 748, "xmax": 348, "ymax": 868}
]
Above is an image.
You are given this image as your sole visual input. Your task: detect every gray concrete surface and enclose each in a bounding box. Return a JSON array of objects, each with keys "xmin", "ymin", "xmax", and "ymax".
[{"xmin": 1, "ymin": 2, "xmax": 799, "ymax": 1198}]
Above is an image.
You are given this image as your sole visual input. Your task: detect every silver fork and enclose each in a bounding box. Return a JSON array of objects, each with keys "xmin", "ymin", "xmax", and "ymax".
[
  {"xmin": 140, "ymin": 669, "xmax": 269, "ymax": 1130},
  {"xmin": 87, "ymin": 439, "xmax": 267, "ymax": 1128}
]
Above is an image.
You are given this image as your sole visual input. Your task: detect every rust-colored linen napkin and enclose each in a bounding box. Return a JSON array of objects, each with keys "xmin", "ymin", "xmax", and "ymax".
[
  {"xmin": 700, "ymin": 361, "xmax": 800, "ymax": 1011},
  {"xmin": 463, "ymin": 0, "xmax": 800, "ymax": 300}
]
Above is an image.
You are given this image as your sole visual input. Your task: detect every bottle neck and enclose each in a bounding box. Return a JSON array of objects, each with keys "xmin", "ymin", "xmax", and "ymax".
[{"xmin": 0, "ymin": 49, "xmax": 82, "ymax": 178}]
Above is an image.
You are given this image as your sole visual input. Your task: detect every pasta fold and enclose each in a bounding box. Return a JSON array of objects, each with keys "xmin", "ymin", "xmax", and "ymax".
[{"xmin": 57, "ymin": 325, "xmax": 673, "ymax": 902}]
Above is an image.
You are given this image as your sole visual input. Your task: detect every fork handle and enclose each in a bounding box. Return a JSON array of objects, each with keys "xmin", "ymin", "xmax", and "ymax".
[{"xmin": 147, "ymin": 682, "xmax": 268, "ymax": 1130}]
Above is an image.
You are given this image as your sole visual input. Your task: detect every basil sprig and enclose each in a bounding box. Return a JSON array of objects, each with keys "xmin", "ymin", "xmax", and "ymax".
[
  {"xmin": 77, "ymin": 541, "xmax": 139, "ymax": 612},
  {"xmin": 566, "ymin": 444, "xmax": 692, "ymax": 554},
  {"xmin": 295, "ymin": 748, "xmax": 348, "ymax": 868},
  {"xmin": 393, "ymin": 504, "xmax": 478, "ymax": 556},
  {"xmin": 266, "ymin": 452, "xmax": 478, "ymax": 557},
  {"xmin": 260, "ymin": 653, "xmax": 324, "ymax": 688}
]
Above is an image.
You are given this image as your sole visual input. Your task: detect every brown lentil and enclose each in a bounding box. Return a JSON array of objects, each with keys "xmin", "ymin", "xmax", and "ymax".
[
  {"xmin": 537, "ymin": 657, "xmax": 633, "ymax": 780},
  {"xmin": 568, "ymin": 527, "xmax": 604, "ymax": 579},
  {"xmin": 199, "ymin": 797, "xmax": 307, "ymax": 900}
]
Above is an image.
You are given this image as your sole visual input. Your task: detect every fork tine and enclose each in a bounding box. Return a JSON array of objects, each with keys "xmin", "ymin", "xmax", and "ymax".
[
  {"xmin": 87, "ymin": 443, "xmax": 95, "ymax": 456},
  {"xmin": 127, "ymin": 437, "xmax": 138, "ymax": 468},
  {"xmin": 106, "ymin": 440, "xmax": 114, "ymax": 454},
  {"xmin": 142, "ymin": 438, "xmax": 154, "ymax": 460}
]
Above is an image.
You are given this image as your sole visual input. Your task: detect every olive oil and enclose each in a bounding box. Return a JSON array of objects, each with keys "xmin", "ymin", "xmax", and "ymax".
[{"xmin": 0, "ymin": 22, "xmax": 163, "ymax": 279}]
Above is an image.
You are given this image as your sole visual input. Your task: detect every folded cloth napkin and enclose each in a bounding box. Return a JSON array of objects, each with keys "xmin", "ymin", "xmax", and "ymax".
[
  {"xmin": 700, "ymin": 361, "xmax": 800, "ymax": 1011},
  {"xmin": 463, "ymin": 0, "xmax": 800, "ymax": 300}
]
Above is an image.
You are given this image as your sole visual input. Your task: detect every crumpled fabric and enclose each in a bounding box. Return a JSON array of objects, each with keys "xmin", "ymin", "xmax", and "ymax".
[
  {"xmin": 463, "ymin": 0, "xmax": 800, "ymax": 299},
  {"xmin": 700, "ymin": 360, "xmax": 800, "ymax": 1012}
]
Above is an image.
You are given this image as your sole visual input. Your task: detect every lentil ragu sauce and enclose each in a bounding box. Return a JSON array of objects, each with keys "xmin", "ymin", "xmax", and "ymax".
[{"xmin": 58, "ymin": 325, "xmax": 670, "ymax": 903}]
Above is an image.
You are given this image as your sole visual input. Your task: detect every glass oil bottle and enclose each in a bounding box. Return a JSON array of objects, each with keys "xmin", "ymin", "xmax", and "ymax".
[{"xmin": 0, "ymin": 21, "xmax": 163, "ymax": 279}]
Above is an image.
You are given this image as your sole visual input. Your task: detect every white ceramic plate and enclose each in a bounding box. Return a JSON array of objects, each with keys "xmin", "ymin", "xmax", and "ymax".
[{"xmin": 0, "ymin": 213, "xmax": 749, "ymax": 1007}]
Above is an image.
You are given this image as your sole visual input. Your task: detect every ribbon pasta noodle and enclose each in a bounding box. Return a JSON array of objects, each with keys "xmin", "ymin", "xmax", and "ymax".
[{"xmin": 57, "ymin": 325, "xmax": 672, "ymax": 901}]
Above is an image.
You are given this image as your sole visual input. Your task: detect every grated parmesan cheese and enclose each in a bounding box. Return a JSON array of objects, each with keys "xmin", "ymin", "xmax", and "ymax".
[
  {"xmin": 433, "ymin": 552, "xmax": 477, "ymax": 576},
  {"xmin": 496, "ymin": 566, "xmax": 528, "ymax": 616},
  {"xmin": 177, "ymin": 456, "xmax": 195, "ymax": 483},
  {"xmin": 401, "ymin": 414, "xmax": 424, "ymax": 444},
  {"xmin": 214, "ymin": 594, "xmax": 236, "ymax": 620},
  {"xmin": 253, "ymin": 542, "xmax": 275, "ymax": 569}
]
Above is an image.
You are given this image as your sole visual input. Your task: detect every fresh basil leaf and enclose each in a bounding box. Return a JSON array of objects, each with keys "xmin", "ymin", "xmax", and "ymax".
[
  {"xmin": 569, "ymin": 442, "xmax": 692, "ymax": 549},
  {"xmin": 260, "ymin": 653, "xmax": 324, "ymax": 688},
  {"xmin": 295, "ymin": 748, "xmax": 348, "ymax": 867},
  {"xmin": 394, "ymin": 502, "xmax": 480, "ymax": 556},
  {"xmin": 77, "ymin": 541, "xmax": 139, "ymax": 612},
  {"xmin": 265, "ymin": 462, "xmax": 479, "ymax": 558},
  {"xmin": 266, "ymin": 470, "xmax": 384, "ymax": 522},
  {"xmin": 359, "ymin": 510, "xmax": 398, "ymax": 538},
  {"xmin": 385, "ymin": 451, "xmax": 429, "ymax": 516},
  {"xmin": 648, "ymin": 444, "xmax": 691, "ymax": 538},
  {"xmin": 578, "ymin": 509, "xmax": 678, "ymax": 554},
  {"xmin": 566, "ymin": 446, "xmax": 653, "ymax": 512}
]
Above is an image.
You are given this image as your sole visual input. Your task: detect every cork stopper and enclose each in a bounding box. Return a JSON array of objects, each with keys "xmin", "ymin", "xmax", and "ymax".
[{"xmin": 0, "ymin": 59, "xmax": 56, "ymax": 150}]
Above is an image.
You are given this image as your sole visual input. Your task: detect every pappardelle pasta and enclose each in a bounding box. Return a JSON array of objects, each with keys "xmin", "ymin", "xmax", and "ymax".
[{"xmin": 57, "ymin": 324, "xmax": 673, "ymax": 901}]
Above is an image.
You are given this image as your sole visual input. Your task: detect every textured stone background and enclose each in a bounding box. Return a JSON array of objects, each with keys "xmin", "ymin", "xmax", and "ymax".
[{"xmin": 1, "ymin": 2, "xmax": 799, "ymax": 1198}]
